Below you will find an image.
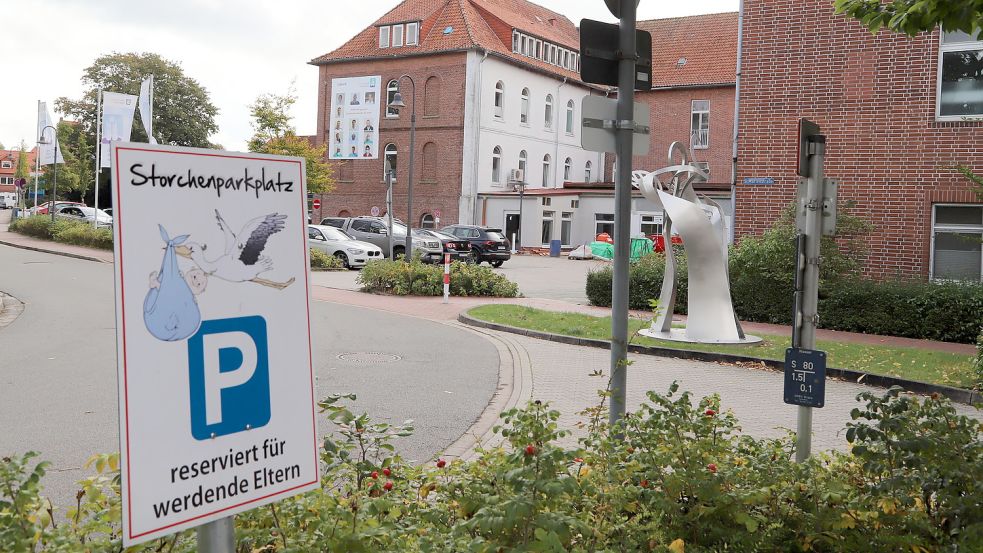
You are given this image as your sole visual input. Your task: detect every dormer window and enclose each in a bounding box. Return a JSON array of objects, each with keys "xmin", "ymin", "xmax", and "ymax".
[
  {"xmin": 392, "ymin": 24, "xmax": 404, "ymax": 47},
  {"xmin": 379, "ymin": 26, "xmax": 390, "ymax": 48},
  {"xmin": 379, "ymin": 21, "xmax": 420, "ymax": 49},
  {"xmin": 407, "ymin": 22, "xmax": 419, "ymax": 45},
  {"xmin": 511, "ymin": 29, "xmax": 579, "ymax": 71}
]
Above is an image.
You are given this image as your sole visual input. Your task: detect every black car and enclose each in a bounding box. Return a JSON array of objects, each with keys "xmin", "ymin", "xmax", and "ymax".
[
  {"xmin": 441, "ymin": 225, "xmax": 511, "ymax": 267},
  {"xmin": 414, "ymin": 229, "xmax": 472, "ymax": 261}
]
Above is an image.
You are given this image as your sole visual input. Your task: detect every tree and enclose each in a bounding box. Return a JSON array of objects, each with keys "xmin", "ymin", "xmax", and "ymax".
[
  {"xmin": 13, "ymin": 142, "xmax": 30, "ymax": 183},
  {"xmin": 55, "ymin": 52, "xmax": 219, "ymax": 148},
  {"xmin": 248, "ymin": 88, "xmax": 335, "ymax": 194},
  {"xmin": 834, "ymin": 0, "xmax": 983, "ymax": 36}
]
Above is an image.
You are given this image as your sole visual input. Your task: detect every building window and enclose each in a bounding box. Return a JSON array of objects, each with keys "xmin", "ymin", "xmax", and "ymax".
[
  {"xmin": 384, "ymin": 143, "xmax": 398, "ymax": 182},
  {"xmin": 560, "ymin": 211, "xmax": 572, "ymax": 246},
  {"xmin": 584, "ymin": 161, "xmax": 592, "ymax": 183},
  {"xmin": 595, "ymin": 213, "xmax": 614, "ymax": 236},
  {"xmin": 518, "ymin": 150, "xmax": 527, "ymax": 179},
  {"xmin": 392, "ymin": 24, "xmax": 404, "ymax": 47},
  {"xmin": 513, "ymin": 31, "xmax": 519, "ymax": 52},
  {"xmin": 1, "ymin": 161, "xmax": 11, "ymax": 169},
  {"xmin": 932, "ymin": 204, "xmax": 983, "ymax": 281},
  {"xmin": 542, "ymin": 197, "xmax": 551, "ymax": 206},
  {"xmin": 541, "ymin": 210, "xmax": 555, "ymax": 245},
  {"xmin": 422, "ymin": 141, "xmax": 437, "ymax": 181},
  {"xmin": 544, "ymin": 94, "xmax": 553, "ymax": 128},
  {"xmin": 571, "ymin": 199, "xmax": 579, "ymax": 208},
  {"xmin": 691, "ymin": 100, "xmax": 710, "ymax": 149},
  {"xmin": 406, "ymin": 22, "xmax": 419, "ymax": 45},
  {"xmin": 421, "ymin": 213, "xmax": 435, "ymax": 229},
  {"xmin": 640, "ymin": 213, "xmax": 664, "ymax": 237},
  {"xmin": 424, "ymin": 76, "xmax": 440, "ymax": 116},
  {"xmin": 694, "ymin": 161, "xmax": 710, "ymax": 178},
  {"xmin": 542, "ymin": 154, "xmax": 551, "ymax": 187},
  {"xmin": 939, "ymin": 29, "xmax": 983, "ymax": 118},
  {"xmin": 386, "ymin": 80, "xmax": 400, "ymax": 117},
  {"xmin": 563, "ymin": 157, "xmax": 572, "ymax": 181},
  {"xmin": 520, "ymin": 88, "xmax": 530, "ymax": 124},
  {"xmin": 565, "ymin": 100, "xmax": 575, "ymax": 133},
  {"xmin": 492, "ymin": 146, "xmax": 502, "ymax": 184},
  {"xmin": 379, "ymin": 26, "xmax": 390, "ymax": 48},
  {"xmin": 494, "ymin": 81, "xmax": 505, "ymax": 118}
]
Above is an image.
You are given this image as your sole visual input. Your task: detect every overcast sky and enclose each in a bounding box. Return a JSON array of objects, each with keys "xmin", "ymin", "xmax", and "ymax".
[{"xmin": 1, "ymin": 0, "xmax": 737, "ymax": 152}]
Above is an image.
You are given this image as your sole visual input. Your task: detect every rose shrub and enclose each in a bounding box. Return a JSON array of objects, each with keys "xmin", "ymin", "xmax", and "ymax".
[{"xmin": 3, "ymin": 386, "xmax": 980, "ymax": 552}]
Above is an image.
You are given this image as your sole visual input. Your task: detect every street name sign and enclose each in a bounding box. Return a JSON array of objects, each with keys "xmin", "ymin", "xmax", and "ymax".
[
  {"xmin": 110, "ymin": 143, "xmax": 319, "ymax": 546},
  {"xmin": 783, "ymin": 347, "xmax": 827, "ymax": 408},
  {"xmin": 581, "ymin": 95, "xmax": 650, "ymax": 155}
]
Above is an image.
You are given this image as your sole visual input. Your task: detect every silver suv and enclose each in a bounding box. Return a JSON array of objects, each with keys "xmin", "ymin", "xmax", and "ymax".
[{"xmin": 324, "ymin": 217, "xmax": 442, "ymax": 261}]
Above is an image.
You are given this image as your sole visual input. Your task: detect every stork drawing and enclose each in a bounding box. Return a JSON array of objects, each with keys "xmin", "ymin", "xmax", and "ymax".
[{"xmin": 176, "ymin": 209, "xmax": 296, "ymax": 290}]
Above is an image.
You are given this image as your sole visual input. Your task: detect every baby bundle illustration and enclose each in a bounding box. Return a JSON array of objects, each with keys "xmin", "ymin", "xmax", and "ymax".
[{"xmin": 143, "ymin": 210, "xmax": 295, "ymax": 342}]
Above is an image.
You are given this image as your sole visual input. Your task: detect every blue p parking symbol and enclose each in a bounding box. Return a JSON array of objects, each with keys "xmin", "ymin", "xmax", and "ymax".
[{"xmin": 188, "ymin": 316, "xmax": 271, "ymax": 440}]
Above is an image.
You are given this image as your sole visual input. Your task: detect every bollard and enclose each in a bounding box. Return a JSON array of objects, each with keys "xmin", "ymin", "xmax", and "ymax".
[
  {"xmin": 511, "ymin": 233, "xmax": 517, "ymax": 254},
  {"xmin": 443, "ymin": 253, "xmax": 450, "ymax": 304}
]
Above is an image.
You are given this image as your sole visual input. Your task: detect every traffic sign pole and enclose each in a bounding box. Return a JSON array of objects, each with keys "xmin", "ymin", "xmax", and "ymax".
[
  {"xmin": 197, "ymin": 517, "xmax": 234, "ymax": 553},
  {"xmin": 609, "ymin": 0, "xmax": 637, "ymax": 431}
]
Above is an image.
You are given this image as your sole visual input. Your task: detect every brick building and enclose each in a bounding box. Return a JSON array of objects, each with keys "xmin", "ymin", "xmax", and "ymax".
[
  {"xmin": 735, "ymin": 0, "xmax": 983, "ymax": 280},
  {"xmin": 0, "ymin": 148, "xmax": 36, "ymax": 202}
]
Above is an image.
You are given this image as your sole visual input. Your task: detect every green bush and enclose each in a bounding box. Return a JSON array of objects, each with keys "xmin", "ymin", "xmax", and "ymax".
[
  {"xmin": 3, "ymin": 386, "xmax": 981, "ymax": 552},
  {"xmin": 9, "ymin": 215, "xmax": 113, "ymax": 250},
  {"xmin": 358, "ymin": 258, "xmax": 519, "ymax": 297},
  {"xmin": 586, "ymin": 251, "xmax": 688, "ymax": 311},
  {"xmin": 973, "ymin": 330, "xmax": 983, "ymax": 389},
  {"xmin": 309, "ymin": 248, "xmax": 344, "ymax": 270}
]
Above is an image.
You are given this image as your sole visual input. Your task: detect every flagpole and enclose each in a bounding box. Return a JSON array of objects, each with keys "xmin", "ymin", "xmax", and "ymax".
[
  {"xmin": 33, "ymin": 100, "xmax": 40, "ymax": 210},
  {"xmin": 93, "ymin": 89, "xmax": 102, "ymax": 227},
  {"xmin": 149, "ymin": 74, "xmax": 154, "ymax": 141}
]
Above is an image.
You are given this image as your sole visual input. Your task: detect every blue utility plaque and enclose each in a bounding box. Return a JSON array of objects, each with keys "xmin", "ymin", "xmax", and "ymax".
[{"xmin": 783, "ymin": 348, "xmax": 826, "ymax": 408}]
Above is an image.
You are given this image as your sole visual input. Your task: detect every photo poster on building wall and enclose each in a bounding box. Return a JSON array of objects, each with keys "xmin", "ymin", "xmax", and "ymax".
[{"xmin": 328, "ymin": 76, "xmax": 382, "ymax": 160}]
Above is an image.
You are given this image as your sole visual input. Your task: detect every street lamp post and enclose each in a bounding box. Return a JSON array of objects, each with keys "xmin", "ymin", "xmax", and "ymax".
[
  {"xmin": 38, "ymin": 125, "xmax": 59, "ymax": 222},
  {"xmin": 512, "ymin": 180, "xmax": 525, "ymax": 251},
  {"xmin": 387, "ymin": 75, "xmax": 416, "ymax": 260}
]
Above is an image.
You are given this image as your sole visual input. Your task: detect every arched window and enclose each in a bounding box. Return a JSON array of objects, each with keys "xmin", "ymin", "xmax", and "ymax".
[
  {"xmin": 544, "ymin": 94, "xmax": 553, "ymax": 128},
  {"xmin": 492, "ymin": 146, "xmax": 502, "ymax": 184},
  {"xmin": 563, "ymin": 157, "xmax": 572, "ymax": 181},
  {"xmin": 384, "ymin": 143, "xmax": 398, "ymax": 182},
  {"xmin": 422, "ymin": 142, "xmax": 437, "ymax": 181},
  {"xmin": 520, "ymin": 87, "xmax": 530, "ymax": 124},
  {"xmin": 565, "ymin": 100, "xmax": 575, "ymax": 133},
  {"xmin": 494, "ymin": 81, "xmax": 505, "ymax": 118},
  {"xmin": 585, "ymin": 161, "xmax": 592, "ymax": 183},
  {"xmin": 542, "ymin": 154, "xmax": 551, "ymax": 187},
  {"xmin": 386, "ymin": 80, "xmax": 400, "ymax": 117},
  {"xmin": 518, "ymin": 150, "xmax": 527, "ymax": 181},
  {"xmin": 421, "ymin": 213, "xmax": 435, "ymax": 229},
  {"xmin": 424, "ymin": 76, "xmax": 440, "ymax": 117},
  {"xmin": 338, "ymin": 209, "xmax": 352, "ymax": 217}
]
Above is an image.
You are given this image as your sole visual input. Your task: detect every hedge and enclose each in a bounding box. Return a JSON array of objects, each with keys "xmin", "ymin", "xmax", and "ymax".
[
  {"xmin": 358, "ymin": 258, "xmax": 520, "ymax": 297},
  {"xmin": 8, "ymin": 215, "xmax": 113, "ymax": 250}
]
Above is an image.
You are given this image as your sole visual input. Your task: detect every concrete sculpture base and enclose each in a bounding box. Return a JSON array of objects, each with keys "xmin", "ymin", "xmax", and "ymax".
[{"xmin": 639, "ymin": 327, "xmax": 762, "ymax": 345}]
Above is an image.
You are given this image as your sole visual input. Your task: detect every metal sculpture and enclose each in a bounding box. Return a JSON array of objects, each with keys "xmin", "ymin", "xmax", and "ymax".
[{"xmin": 634, "ymin": 142, "xmax": 760, "ymax": 344}]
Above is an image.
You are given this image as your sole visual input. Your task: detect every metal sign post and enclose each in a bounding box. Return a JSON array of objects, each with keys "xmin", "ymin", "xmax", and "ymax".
[
  {"xmin": 197, "ymin": 517, "xmax": 234, "ymax": 552},
  {"xmin": 385, "ymin": 159, "xmax": 395, "ymax": 258},
  {"xmin": 785, "ymin": 118, "xmax": 836, "ymax": 462}
]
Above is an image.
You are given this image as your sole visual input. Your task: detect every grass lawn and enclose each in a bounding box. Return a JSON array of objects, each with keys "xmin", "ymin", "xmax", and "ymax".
[{"xmin": 467, "ymin": 305, "xmax": 979, "ymax": 390}]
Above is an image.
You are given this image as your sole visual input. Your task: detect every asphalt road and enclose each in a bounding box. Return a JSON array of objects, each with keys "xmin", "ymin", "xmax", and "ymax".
[{"xmin": 0, "ymin": 244, "xmax": 499, "ymax": 512}]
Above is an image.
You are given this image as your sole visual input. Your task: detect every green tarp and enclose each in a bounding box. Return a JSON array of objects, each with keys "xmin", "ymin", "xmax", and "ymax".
[{"xmin": 590, "ymin": 238, "xmax": 654, "ymax": 262}]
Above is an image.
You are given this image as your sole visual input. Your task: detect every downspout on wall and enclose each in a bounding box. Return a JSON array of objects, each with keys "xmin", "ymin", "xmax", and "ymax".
[
  {"xmin": 730, "ymin": 0, "xmax": 745, "ymax": 244},
  {"xmin": 553, "ymin": 77, "xmax": 567, "ymax": 187},
  {"xmin": 470, "ymin": 50, "xmax": 490, "ymax": 225}
]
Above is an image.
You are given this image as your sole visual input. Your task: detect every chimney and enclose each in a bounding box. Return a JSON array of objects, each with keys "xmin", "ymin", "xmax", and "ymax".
[{"xmin": 548, "ymin": 17, "xmax": 556, "ymax": 26}]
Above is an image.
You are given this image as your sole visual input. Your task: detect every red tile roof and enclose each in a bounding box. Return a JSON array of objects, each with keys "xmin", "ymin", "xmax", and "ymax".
[
  {"xmin": 311, "ymin": 0, "xmax": 582, "ymax": 80},
  {"xmin": 0, "ymin": 148, "xmax": 37, "ymax": 177},
  {"xmin": 637, "ymin": 12, "xmax": 739, "ymax": 88}
]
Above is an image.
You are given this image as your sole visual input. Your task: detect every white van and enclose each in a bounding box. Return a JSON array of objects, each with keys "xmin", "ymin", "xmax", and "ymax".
[{"xmin": 0, "ymin": 192, "xmax": 16, "ymax": 209}]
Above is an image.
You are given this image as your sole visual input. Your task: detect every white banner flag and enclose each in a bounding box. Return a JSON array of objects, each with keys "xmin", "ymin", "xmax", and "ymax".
[
  {"xmin": 37, "ymin": 102, "xmax": 65, "ymax": 165},
  {"xmin": 100, "ymin": 92, "xmax": 138, "ymax": 168},
  {"xmin": 138, "ymin": 76, "xmax": 157, "ymax": 144}
]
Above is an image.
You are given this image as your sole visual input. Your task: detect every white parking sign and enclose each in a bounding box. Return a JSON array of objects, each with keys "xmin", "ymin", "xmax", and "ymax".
[{"xmin": 110, "ymin": 143, "xmax": 319, "ymax": 545}]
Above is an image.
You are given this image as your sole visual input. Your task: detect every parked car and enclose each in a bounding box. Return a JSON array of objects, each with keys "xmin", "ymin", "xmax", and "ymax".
[
  {"xmin": 33, "ymin": 200, "xmax": 84, "ymax": 215},
  {"xmin": 441, "ymin": 225, "xmax": 511, "ymax": 267},
  {"xmin": 413, "ymin": 229, "xmax": 472, "ymax": 261},
  {"xmin": 56, "ymin": 205, "xmax": 113, "ymax": 228},
  {"xmin": 324, "ymin": 217, "xmax": 442, "ymax": 261},
  {"xmin": 307, "ymin": 225, "xmax": 383, "ymax": 269},
  {"xmin": 103, "ymin": 208, "xmax": 113, "ymax": 217}
]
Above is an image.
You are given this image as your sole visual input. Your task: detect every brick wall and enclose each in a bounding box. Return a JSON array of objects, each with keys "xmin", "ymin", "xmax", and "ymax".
[
  {"xmin": 313, "ymin": 52, "xmax": 468, "ymax": 226},
  {"xmin": 736, "ymin": 0, "xmax": 983, "ymax": 279}
]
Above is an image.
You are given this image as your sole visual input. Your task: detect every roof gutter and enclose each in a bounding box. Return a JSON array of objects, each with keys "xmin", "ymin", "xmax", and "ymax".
[
  {"xmin": 730, "ymin": 0, "xmax": 744, "ymax": 244},
  {"xmin": 647, "ymin": 82, "xmax": 736, "ymax": 91}
]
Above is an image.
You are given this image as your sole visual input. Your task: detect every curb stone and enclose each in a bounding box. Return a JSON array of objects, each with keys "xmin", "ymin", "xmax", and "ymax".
[
  {"xmin": 0, "ymin": 238, "xmax": 112, "ymax": 264},
  {"xmin": 458, "ymin": 313, "xmax": 981, "ymax": 407}
]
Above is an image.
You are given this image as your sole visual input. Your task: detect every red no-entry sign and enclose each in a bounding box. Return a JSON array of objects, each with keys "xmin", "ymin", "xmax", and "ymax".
[{"xmin": 312, "ymin": 198, "xmax": 321, "ymax": 210}]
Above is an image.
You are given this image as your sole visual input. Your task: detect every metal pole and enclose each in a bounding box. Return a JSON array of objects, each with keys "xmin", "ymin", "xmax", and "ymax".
[
  {"xmin": 51, "ymin": 137, "xmax": 58, "ymax": 222},
  {"xmin": 404, "ymin": 77, "xmax": 417, "ymax": 261},
  {"xmin": 386, "ymin": 164, "xmax": 395, "ymax": 258},
  {"xmin": 794, "ymin": 135, "xmax": 825, "ymax": 463},
  {"xmin": 517, "ymin": 181, "xmax": 524, "ymax": 251},
  {"xmin": 608, "ymin": 0, "xmax": 636, "ymax": 430},
  {"xmin": 196, "ymin": 517, "xmax": 235, "ymax": 552},
  {"xmin": 33, "ymin": 101, "xmax": 40, "ymax": 210},
  {"xmin": 93, "ymin": 89, "xmax": 102, "ymax": 226}
]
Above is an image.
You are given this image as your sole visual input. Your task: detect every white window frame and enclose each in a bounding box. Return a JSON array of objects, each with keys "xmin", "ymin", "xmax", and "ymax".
[
  {"xmin": 492, "ymin": 146, "xmax": 502, "ymax": 184},
  {"xmin": 541, "ymin": 210, "xmax": 555, "ymax": 246},
  {"xmin": 520, "ymin": 87, "xmax": 530, "ymax": 124},
  {"xmin": 494, "ymin": 81, "xmax": 505, "ymax": 119},
  {"xmin": 563, "ymin": 157, "xmax": 572, "ymax": 181},
  {"xmin": 639, "ymin": 212, "xmax": 664, "ymax": 237},
  {"xmin": 379, "ymin": 26, "xmax": 390, "ymax": 48},
  {"xmin": 544, "ymin": 94, "xmax": 553, "ymax": 129},
  {"xmin": 384, "ymin": 143, "xmax": 398, "ymax": 182},
  {"xmin": 518, "ymin": 150, "xmax": 527, "ymax": 178},
  {"xmin": 595, "ymin": 213, "xmax": 614, "ymax": 236},
  {"xmin": 929, "ymin": 203, "xmax": 983, "ymax": 281},
  {"xmin": 691, "ymin": 99, "xmax": 710, "ymax": 149},
  {"xmin": 565, "ymin": 99, "xmax": 575, "ymax": 134},
  {"xmin": 0, "ymin": 161, "xmax": 11, "ymax": 169},
  {"xmin": 584, "ymin": 161, "xmax": 592, "ymax": 183},
  {"xmin": 392, "ymin": 24, "xmax": 404, "ymax": 47},
  {"xmin": 386, "ymin": 79, "xmax": 400, "ymax": 118},
  {"xmin": 513, "ymin": 31, "xmax": 520, "ymax": 52},
  {"xmin": 560, "ymin": 211, "xmax": 573, "ymax": 246},
  {"xmin": 542, "ymin": 154, "xmax": 551, "ymax": 187},
  {"xmin": 406, "ymin": 22, "xmax": 419, "ymax": 45},
  {"xmin": 936, "ymin": 29, "xmax": 983, "ymax": 121}
]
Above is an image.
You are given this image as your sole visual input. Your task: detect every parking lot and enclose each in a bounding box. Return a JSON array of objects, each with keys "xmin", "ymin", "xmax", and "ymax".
[{"xmin": 309, "ymin": 253, "xmax": 609, "ymax": 304}]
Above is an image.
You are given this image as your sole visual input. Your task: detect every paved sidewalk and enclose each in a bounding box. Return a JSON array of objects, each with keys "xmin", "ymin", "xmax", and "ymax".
[{"xmin": 0, "ymin": 212, "xmax": 114, "ymax": 263}]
